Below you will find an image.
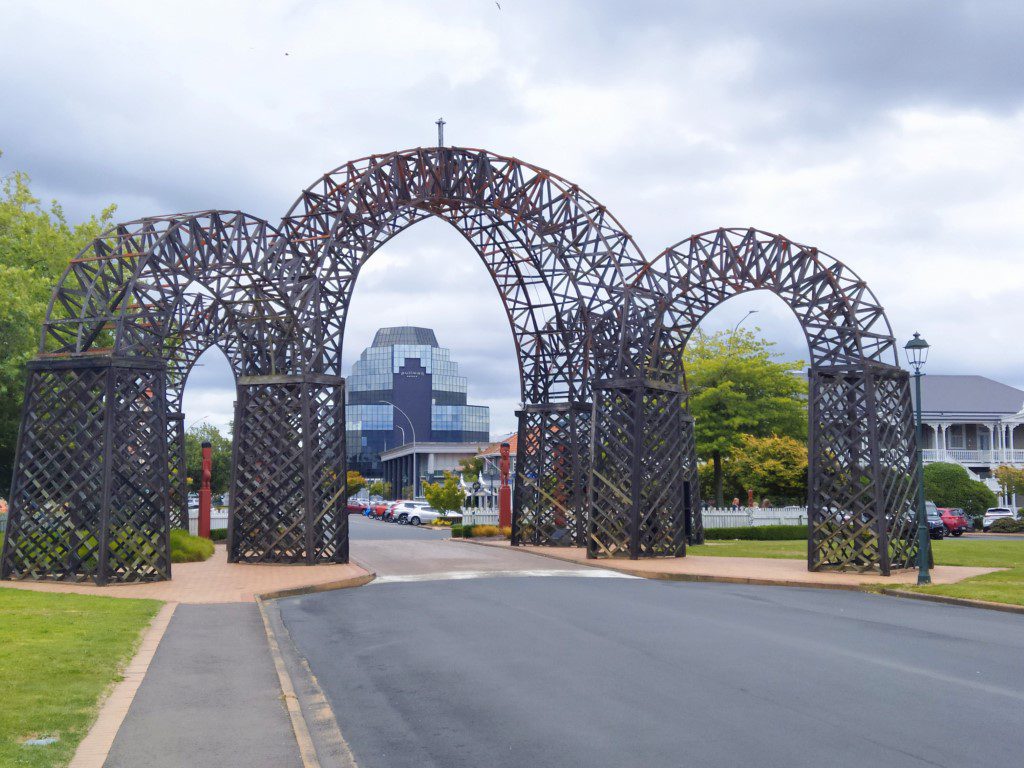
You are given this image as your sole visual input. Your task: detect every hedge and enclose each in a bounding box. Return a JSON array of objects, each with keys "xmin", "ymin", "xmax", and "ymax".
[{"xmin": 704, "ymin": 525, "xmax": 807, "ymax": 541}]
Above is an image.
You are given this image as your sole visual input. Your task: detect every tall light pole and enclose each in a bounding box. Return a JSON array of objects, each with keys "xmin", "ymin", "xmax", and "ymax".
[
  {"xmin": 380, "ymin": 400, "xmax": 417, "ymax": 497},
  {"xmin": 732, "ymin": 310, "xmax": 758, "ymax": 334},
  {"xmin": 905, "ymin": 332, "xmax": 932, "ymax": 585}
]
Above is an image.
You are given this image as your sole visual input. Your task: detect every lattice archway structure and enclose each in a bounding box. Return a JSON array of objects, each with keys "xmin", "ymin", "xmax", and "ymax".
[
  {"xmin": 279, "ymin": 147, "xmax": 667, "ymax": 549},
  {"xmin": 1, "ymin": 148, "xmax": 917, "ymax": 584},
  {"xmin": 646, "ymin": 228, "xmax": 919, "ymax": 573}
]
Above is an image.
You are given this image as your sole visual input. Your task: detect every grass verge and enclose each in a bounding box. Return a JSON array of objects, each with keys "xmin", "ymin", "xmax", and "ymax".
[
  {"xmin": 0, "ymin": 589, "xmax": 161, "ymax": 768},
  {"xmin": 910, "ymin": 539, "xmax": 1024, "ymax": 607},
  {"xmin": 690, "ymin": 536, "xmax": 1024, "ymax": 607}
]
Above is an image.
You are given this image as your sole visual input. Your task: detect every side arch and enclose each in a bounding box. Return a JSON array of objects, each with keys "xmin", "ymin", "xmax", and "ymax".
[{"xmin": 648, "ymin": 228, "xmax": 919, "ymax": 573}]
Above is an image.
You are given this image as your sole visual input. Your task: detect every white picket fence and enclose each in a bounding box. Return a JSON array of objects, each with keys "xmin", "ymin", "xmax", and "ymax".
[
  {"xmin": 459, "ymin": 511, "xmax": 501, "ymax": 527},
  {"xmin": 187, "ymin": 508, "xmax": 229, "ymax": 536},
  {"xmin": 702, "ymin": 507, "xmax": 808, "ymax": 528}
]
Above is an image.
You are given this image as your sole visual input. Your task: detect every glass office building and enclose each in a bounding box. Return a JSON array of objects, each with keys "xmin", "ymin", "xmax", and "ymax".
[{"xmin": 346, "ymin": 327, "xmax": 490, "ymax": 478}]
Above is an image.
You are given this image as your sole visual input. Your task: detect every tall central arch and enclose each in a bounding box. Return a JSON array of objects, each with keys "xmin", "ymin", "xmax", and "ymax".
[{"xmin": 1, "ymin": 146, "xmax": 919, "ymax": 584}]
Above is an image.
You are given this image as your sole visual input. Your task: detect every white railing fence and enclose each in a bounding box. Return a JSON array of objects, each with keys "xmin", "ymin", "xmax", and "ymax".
[
  {"xmin": 702, "ymin": 507, "xmax": 808, "ymax": 528},
  {"xmin": 459, "ymin": 511, "xmax": 501, "ymax": 527}
]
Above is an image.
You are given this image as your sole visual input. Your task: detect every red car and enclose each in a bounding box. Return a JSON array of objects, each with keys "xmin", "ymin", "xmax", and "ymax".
[{"xmin": 938, "ymin": 507, "xmax": 968, "ymax": 536}]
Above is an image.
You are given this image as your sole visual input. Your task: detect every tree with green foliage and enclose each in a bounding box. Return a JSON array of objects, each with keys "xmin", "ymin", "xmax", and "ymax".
[
  {"xmin": 345, "ymin": 470, "xmax": 367, "ymax": 497},
  {"xmin": 685, "ymin": 328, "xmax": 807, "ymax": 505},
  {"xmin": 184, "ymin": 423, "xmax": 232, "ymax": 494},
  {"xmin": 727, "ymin": 434, "xmax": 808, "ymax": 505},
  {"xmin": 368, "ymin": 479, "xmax": 391, "ymax": 498},
  {"xmin": 423, "ymin": 472, "xmax": 465, "ymax": 515},
  {"xmin": 923, "ymin": 462, "xmax": 997, "ymax": 515},
  {"xmin": 0, "ymin": 163, "xmax": 116, "ymax": 486},
  {"xmin": 993, "ymin": 465, "xmax": 1024, "ymax": 509},
  {"xmin": 458, "ymin": 455, "xmax": 484, "ymax": 483}
]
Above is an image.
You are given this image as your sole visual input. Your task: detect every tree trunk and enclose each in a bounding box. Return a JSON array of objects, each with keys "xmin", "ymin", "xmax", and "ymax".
[{"xmin": 713, "ymin": 450, "xmax": 724, "ymax": 507}]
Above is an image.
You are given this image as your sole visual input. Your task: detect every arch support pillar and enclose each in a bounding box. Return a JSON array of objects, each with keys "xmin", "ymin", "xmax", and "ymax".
[
  {"xmin": 511, "ymin": 402, "xmax": 591, "ymax": 547},
  {"xmin": 588, "ymin": 378, "xmax": 696, "ymax": 559},
  {"xmin": 1, "ymin": 357, "xmax": 171, "ymax": 584},
  {"xmin": 167, "ymin": 411, "xmax": 188, "ymax": 530},
  {"xmin": 808, "ymin": 365, "xmax": 919, "ymax": 574},
  {"xmin": 228, "ymin": 375, "xmax": 347, "ymax": 564}
]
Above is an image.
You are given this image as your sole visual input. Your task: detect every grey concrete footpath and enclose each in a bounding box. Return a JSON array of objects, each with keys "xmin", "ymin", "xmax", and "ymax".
[{"xmin": 104, "ymin": 604, "xmax": 301, "ymax": 768}]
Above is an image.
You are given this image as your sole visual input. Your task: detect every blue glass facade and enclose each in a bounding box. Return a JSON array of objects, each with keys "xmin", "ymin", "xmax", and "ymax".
[{"xmin": 346, "ymin": 327, "xmax": 490, "ymax": 477}]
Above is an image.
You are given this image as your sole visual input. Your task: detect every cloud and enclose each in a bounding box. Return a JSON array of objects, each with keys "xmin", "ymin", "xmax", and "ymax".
[{"xmin": 2, "ymin": 0, "xmax": 1022, "ymax": 435}]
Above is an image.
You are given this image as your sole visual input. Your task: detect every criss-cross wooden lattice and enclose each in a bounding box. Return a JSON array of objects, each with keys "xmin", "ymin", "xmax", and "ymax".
[{"xmin": 3, "ymin": 150, "xmax": 918, "ymax": 583}]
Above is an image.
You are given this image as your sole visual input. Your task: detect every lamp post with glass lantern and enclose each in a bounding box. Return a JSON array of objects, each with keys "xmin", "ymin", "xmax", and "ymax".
[{"xmin": 904, "ymin": 332, "xmax": 931, "ymax": 585}]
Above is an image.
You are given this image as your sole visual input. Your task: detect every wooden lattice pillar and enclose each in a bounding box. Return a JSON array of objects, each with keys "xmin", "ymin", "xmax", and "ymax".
[
  {"xmin": 808, "ymin": 365, "xmax": 919, "ymax": 574},
  {"xmin": 2, "ymin": 356, "xmax": 171, "ymax": 584},
  {"xmin": 228, "ymin": 375, "xmax": 347, "ymax": 564},
  {"xmin": 167, "ymin": 411, "xmax": 188, "ymax": 530},
  {"xmin": 511, "ymin": 403, "xmax": 591, "ymax": 547},
  {"xmin": 589, "ymin": 379, "xmax": 690, "ymax": 559}
]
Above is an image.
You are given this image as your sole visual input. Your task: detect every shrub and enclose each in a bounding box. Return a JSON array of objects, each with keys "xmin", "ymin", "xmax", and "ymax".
[
  {"xmin": 500, "ymin": 526, "xmax": 512, "ymax": 539},
  {"xmin": 170, "ymin": 529, "xmax": 215, "ymax": 563},
  {"xmin": 450, "ymin": 525, "xmax": 464, "ymax": 537},
  {"xmin": 210, "ymin": 528, "xmax": 228, "ymax": 541},
  {"xmin": 989, "ymin": 518, "xmax": 1024, "ymax": 533},
  {"xmin": 431, "ymin": 517, "xmax": 454, "ymax": 527},
  {"xmin": 923, "ymin": 462, "xmax": 997, "ymax": 515},
  {"xmin": 704, "ymin": 525, "xmax": 807, "ymax": 541},
  {"xmin": 470, "ymin": 525, "xmax": 501, "ymax": 538},
  {"xmin": 461, "ymin": 525, "xmax": 473, "ymax": 538}
]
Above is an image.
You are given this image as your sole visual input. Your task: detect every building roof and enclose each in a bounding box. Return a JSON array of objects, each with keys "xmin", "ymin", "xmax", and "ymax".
[
  {"xmin": 379, "ymin": 441, "xmax": 486, "ymax": 460},
  {"xmin": 477, "ymin": 433, "xmax": 517, "ymax": 457},
  {"xmin": 371, "ymin": 326, "xmax": 439, "ymax": 348},
  {"xmin": 914, "ymin": 375, "xmax": 1024, "ymax": 417}
]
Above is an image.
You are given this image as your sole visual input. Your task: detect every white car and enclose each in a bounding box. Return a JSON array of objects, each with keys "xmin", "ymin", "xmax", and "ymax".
[
  {"xmin": 404, "ymin": 506, "xmax": 460, "ymax": 526},
  {"xmin": 982, "ymin": 507, "xmax": 1016, "ymax": 531},
  {"xmin": 393, "ymin": 500, "xmax": 432, "ymax": 523}
]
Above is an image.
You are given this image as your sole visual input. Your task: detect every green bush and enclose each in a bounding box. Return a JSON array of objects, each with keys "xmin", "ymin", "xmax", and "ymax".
[
  {"xmin": 210, "ymin": 528, "xmax": 228, "ymax": 541},
  {"xmin": 461, "ymin": 525, "xmax": 473, "ymax": 538},
  {"xmin": 170, "ymin": 529, "xmax": 215, "ymax": 562},
  {"xmin": 704, "ymin": 525, "xmax": 807, "ymax": 541},
  {"xmin": 989, "ymin": 518, "xmax": 1024, "ymax": 533},
  {"xmin": 450, "ymin": 525, "xmax": 464, "ymax": 537},
  {"xmin": 923, "ymin": 462, "xmax": 997, "ymax": 515}
]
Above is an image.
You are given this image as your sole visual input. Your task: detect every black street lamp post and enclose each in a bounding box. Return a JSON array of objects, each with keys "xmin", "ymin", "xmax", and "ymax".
[{"xmin": 905, "ymin": 332, "xmax": 931, "ymax": 585}]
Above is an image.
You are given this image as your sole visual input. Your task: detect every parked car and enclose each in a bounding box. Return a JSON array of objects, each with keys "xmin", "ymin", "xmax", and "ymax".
[
  {"xmin": 383, "ymin": 501, "xmax": 406, "ymax": 522},
  {"xmin": 937, "ymin": 507, "xmax": 968, "ymax": 536},
  {"xmin": 924, "ymin": 502, "xmax": 945, "ymax": 540},
  {"xmin": 983, "ymin": 507, "xmax": 1016, "ymax": 531},
  {"xmin": 404, "ymin": 506, "xmax": 461, "ymax": 526},
  {"xmin": 393, "ymin": 500, "xmax": 432, "ymax": 523}
]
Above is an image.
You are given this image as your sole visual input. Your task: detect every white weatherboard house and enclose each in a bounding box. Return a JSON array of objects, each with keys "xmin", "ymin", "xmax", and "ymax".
[{"xmin": 913, "ymin": 374, "xmax": 1024, "ymax": 503}]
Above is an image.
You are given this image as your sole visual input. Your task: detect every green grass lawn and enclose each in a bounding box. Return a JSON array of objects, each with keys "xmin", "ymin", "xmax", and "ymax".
[
  {"xmin": 0, "ymin": 589, "xmax": 161, "ymax": 768},
  {"xmin": 690, "ymin": 540, "xmax": 807, "ymax": 559},
  {"xmin": 690, "ymin": 535, "xmax": 1024, "ymax": 606},
  {"xmin": 912, "ymin": 539, "xmax": 1024, "ymax": 607}
]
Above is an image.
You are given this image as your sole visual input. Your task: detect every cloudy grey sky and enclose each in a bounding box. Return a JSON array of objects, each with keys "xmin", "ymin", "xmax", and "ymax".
[{"xmin": 2, "ymin": 0, "xmax": 1023, "ymax": 435}]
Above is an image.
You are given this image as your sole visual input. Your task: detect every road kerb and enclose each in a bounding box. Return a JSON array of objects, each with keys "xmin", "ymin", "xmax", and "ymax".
[
  {"xmin": 878, "ymin": 588, "xmax": 1024, "ymax": 615},
  {"xmin": 257, "ymin": 596, "xmax": 321, "ymax": 768}
]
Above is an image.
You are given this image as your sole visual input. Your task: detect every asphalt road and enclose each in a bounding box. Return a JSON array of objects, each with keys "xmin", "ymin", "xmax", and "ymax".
[{"xmin": 280, "ymin": 525, "xmax": 1024, "ymax": 768}]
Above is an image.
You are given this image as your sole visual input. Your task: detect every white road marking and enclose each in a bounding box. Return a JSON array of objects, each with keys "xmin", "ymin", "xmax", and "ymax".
[{"xmin": 371, "ymin": 569, "xmax": 639, "ymax": 584}]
